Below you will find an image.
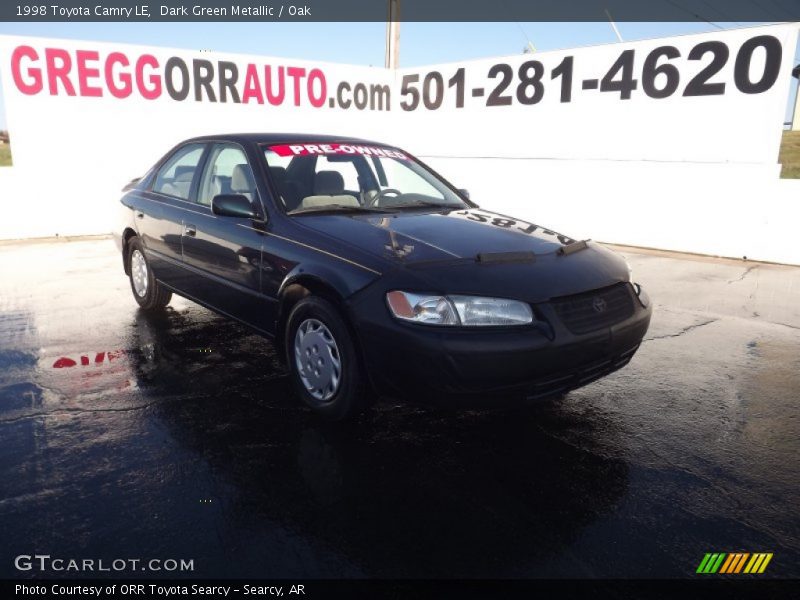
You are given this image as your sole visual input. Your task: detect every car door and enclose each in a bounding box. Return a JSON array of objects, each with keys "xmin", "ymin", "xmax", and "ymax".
[
  {"xmin": 180, "ymin": 142, "xmax": 276, "ymax": 333},
  {"xmin": 134, "ymin": 142, "xmax": 207, "ymax": 290}
]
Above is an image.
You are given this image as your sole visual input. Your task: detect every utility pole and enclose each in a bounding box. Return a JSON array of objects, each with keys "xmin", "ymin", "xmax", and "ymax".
[
  {"xmin": 385, "ymin": 0, "xmax": 400, "ymax": 69},
  {"xmin": 791, "ymin": 66, "xmax": 800, "ymax": 131}
]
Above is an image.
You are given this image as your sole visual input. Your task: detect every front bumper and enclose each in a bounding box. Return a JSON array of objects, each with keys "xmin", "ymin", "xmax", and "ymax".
[{"xmin": 349, "ymin": 282, "xmax": 652, "ymax": 405}]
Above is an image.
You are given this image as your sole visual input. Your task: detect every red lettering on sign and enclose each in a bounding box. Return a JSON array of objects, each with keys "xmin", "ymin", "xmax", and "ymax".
[
  {"xmin": 265, "ymin": 65, "xmax": 285, "ymax": 105},
  {"xmin": 286, "ymin": 66, "xmax": 305, "ymax": 106},
  {"xmin": 307, "ymin": 68, "xmax": 326, "ymax": 108},
  {"xmin": 105, "ymin": 52, "xmax": 132, "ymax": 98},
  {"xmin": 45, "ymin": 48, "xmax": 76, "ymax": 96},
  {"xmin": 242, "ymin": 64, "xmax": 264, "ymax": 104},
  {"xmin": 11, "ymin": 45, "xmax": 43, "ymax": 95},
  {"xmin": 136, "ymin": 54, "xmax": 161, "ymax": 100},
  {"xmin": 76, "ymin": 50, "xmax": 102, "ymax": 97}
]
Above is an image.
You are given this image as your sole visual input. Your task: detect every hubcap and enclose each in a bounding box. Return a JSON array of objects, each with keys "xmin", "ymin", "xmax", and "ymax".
[
  {"xmin": 131, "ymin": 249, "xmax": 148, "ymax": 297},
  {"xmin": 294, "ymin": 318, "xmax": 342, "ymax": 403}
]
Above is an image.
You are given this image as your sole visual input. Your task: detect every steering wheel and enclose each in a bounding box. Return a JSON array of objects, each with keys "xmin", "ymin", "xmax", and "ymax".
[{"xmin": 367, "ymin": 188, "xmax": 402, "ymax": 207}]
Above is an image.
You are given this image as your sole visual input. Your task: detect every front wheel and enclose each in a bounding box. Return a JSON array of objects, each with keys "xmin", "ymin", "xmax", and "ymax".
[
  {"xmin": 285, "ymin": 296, "xmax": 371, "ymax": 420},
  {"xmin": 127, "ymin": 237, "xmax": 172, "ymax": 310}
]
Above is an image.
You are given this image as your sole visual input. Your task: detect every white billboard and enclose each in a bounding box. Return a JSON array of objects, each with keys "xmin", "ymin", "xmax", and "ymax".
[
  {"xmin": 392, "ymin": 24, "xmax": 797, "ymax": 164},
  {"xmin": 0, "ymin": 24, "xmax": 797, "ymax": 262}
]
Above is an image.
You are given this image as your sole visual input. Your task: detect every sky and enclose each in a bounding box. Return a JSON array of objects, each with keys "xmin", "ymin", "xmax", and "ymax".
[
  {"xmin": 0, "ymin": 21, "xmax": 765, "ymax": 66},
  {"xmin": 0, "ymin": 21, "xmax": 798, "ymax": 130}
]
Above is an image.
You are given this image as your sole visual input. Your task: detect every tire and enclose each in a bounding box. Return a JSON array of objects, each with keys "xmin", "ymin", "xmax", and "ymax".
[
  {"xmin": 285, "ymin": 296, "xmax": 371, "ymax": 420},
  {"xmin": 127, "ymin": 237, "xmax": 172, "ymax": 310}
]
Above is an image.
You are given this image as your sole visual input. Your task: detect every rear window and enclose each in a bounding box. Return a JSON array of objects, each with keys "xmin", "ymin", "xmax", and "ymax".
[{"xmin": 153, "ymin": 144, "xmax": 206, "ymax": 200}]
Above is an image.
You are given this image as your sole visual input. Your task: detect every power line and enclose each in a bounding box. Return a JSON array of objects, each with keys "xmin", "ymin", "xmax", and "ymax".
[
  {"xmin": 605, "ymin": 8, "xmax": 624, "ymax": 42},
  {"xmin": 515, "ymin": 22, "xmax": 536, "ymax": 53},
  {"xmin": 764, "ymin": 0, "xmax": 795, "ymax": 19},
  {"xmin": 746, "ymin": 0, "xmax": 783, "ymax": 21},
  {"xmin": 661, "ymin": 0, "xmax": 726, "ymax": 30},
  {"xmin": 695, "ymin": 0, "xmax": 743, "ymax": 24}
]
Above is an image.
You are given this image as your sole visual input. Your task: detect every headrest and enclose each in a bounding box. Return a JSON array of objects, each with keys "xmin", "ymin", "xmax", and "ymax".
[
  {"xmin": 269, "ymin": 166, "xmax": 287, "ymax": 183},
  {"xmin": 314, "ymin": 171, "xmax": 345, "ymax": 195},
  {"xmin": 174, "ymin": 165, "xmax": 195, "ymax": 179},
  {"xmin": 231, "ymin": 164, "xmax": 255, "ymax": 193},
  {"xmin": 174, "ymin": 165, "xmax": 197, "ymax": 179}
]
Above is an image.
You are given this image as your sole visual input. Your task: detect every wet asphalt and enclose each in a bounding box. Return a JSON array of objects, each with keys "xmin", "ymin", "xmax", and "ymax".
[{"xmin": 0, "ymin": 238, "xmax": 798, "ymax": 579}]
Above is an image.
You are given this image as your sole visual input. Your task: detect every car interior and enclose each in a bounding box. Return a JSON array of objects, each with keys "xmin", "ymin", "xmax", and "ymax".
[
  {"xmin": 267, "ymin": 158, "xmax": 364, "ymax": 212},
  {"xmin": 267, "ymin": 154, "xmax": 438, "ymax": 212},
  {"xmin": 154, "ymin": 144, "xmax": 260, "ymax": 208},
  {"xmin": 153, "ymin": 146, "xmax": 460, "ymax": 215},
  {"xmin": 204, "ymin": 164, "xmax": 257, "ymax": 203},
  {"xmin": 158, "ymin": 165, "xmax": 196, "ymax": 199}
]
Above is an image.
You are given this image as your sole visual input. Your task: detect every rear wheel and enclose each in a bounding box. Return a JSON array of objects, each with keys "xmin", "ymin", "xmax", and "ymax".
[
  {"xmin": 285, "ymin": 296, "xmax": 371, "ymax": 420},
  {"xmin": 127, "ymin": 237, "xmax": 172, "ymax": 310}
]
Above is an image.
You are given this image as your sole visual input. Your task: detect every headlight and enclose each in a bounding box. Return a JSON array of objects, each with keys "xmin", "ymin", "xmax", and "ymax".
[{"xmin": 386, "ymin": 291, "xmax": 533, "ymax": 326}]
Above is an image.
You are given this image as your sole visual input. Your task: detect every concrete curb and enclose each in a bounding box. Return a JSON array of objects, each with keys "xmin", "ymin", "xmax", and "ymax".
[{"xmin": 0, "ymin": 234, "xmax": 113, "ymax": 246}]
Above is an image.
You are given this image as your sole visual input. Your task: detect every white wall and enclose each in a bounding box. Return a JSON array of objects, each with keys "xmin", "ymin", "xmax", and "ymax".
[
  {"xmin": 425, "ymin": 157, "xmax": 800, "ymax": 265},
  {"xmin": 0, "ymin": 24, "xmax": 799, "ymax": 265}
]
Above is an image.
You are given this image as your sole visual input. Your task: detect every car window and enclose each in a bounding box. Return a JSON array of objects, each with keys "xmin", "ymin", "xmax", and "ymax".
[
  {"xmin": 262, "ymin": 142, "xmax": 467, "ymax": 213},
  {"xmin": 264, "ymin": 149, "xmax": 292, "ymax": 170},
  {"xmin": 314, "ymin": 156, "xmax": 360, "ymax": 191},
  {"xmin": 197, "ymin": 144, "xmax": 257, "ymax": 206},
  {"xmin": 376, "ymin": 157, "xmax": 444, "ymax": 199},
  {"xmin": 152, "ymin": 144, "xmax": 206, "ymax": 200}
]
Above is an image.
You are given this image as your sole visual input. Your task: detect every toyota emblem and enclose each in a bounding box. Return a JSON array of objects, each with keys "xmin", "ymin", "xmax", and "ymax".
[{"xmin": 592, "ymin": 297, "xmax": 607, "ymax": 313}]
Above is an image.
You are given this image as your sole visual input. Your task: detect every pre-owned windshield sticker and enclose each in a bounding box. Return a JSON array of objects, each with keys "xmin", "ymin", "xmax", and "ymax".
[{"xmin": 269, "ymin": 143, "xmax": 408, "ymax": 160}]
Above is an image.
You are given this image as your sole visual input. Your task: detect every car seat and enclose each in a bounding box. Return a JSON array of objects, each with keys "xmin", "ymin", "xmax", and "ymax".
[{"xmin": 300, "ymin": 171, "xmax": 359, "ymax": 209}]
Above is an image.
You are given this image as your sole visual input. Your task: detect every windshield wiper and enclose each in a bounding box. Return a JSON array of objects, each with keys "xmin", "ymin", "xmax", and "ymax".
[
  {"xmin": 391, "ymin": 200, "xmax": 463, "ymax": 210},
  {"xmin": 289, "ymin": 204, "xmax": 393, "ymax": 216}
]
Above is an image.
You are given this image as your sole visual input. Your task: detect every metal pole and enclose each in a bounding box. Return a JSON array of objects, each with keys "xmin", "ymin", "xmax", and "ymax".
[{"xmin": 385, "ymin": 0, "xmax": 400, "ymax": 69}]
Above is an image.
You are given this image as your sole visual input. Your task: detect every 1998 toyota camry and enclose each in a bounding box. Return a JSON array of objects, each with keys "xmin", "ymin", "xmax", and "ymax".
[{"xmin": 115, "ymin": 134, "xmax": 651, "ymax": 420}]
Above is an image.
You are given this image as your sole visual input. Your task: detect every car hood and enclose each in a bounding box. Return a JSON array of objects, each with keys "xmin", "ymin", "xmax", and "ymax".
[
  {"xmin": 293, "ymin": 208, "xmax": 630, "ymax": 302},
  {"xmin": 293, "ymin": 208, "xmax": 572, "ymax": 263}
]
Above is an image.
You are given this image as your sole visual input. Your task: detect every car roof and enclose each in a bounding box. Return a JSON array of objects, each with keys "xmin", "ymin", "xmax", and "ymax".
[{"xmin": 183, "ymin": 133, "xmax": 392, "ymax": 146}]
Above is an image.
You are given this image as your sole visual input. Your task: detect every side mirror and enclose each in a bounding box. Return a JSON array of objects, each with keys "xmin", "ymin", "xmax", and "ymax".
[
  {"xmin": 458, "ymin": 188, "xmax": 470, "ymax": 200},
  {"xmin": 211, "ymin": 194, "xmax": 257, "ymax": 219}
]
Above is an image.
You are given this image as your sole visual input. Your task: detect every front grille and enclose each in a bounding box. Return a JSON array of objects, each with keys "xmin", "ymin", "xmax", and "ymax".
[
  {"xmin": 551, "ymin": 282, "xmax": 635, "ymax": 335},
  {"xmin": 525, "ymin": 344, "xmax": 640, "ymax": 400}
]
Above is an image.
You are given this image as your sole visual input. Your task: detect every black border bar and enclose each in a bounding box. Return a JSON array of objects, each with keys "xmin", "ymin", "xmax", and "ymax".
[
  {"xmin": 5, "ymin": 579, "xmax": 800, "ymax": 600},
  {"xmin": 1, "ymin": 0, "xmax": 800, "ymax": 22}
]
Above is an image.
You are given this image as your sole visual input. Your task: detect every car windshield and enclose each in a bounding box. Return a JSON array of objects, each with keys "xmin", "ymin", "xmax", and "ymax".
[{"xmin": 262, "ymin": 142, "xmax": 469, "ymax": 214}]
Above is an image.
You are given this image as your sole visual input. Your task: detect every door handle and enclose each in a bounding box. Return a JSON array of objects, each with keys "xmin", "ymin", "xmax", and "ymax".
[
  {"xmin": 135, "ymin": 211, "xmax": 144, "ymax": 219},
  {"xmin": 184, "ymin": 224, "xmax": 196, "ymax": 237}
]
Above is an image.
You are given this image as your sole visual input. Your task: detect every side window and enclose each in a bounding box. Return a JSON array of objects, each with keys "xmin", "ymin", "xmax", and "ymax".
[
  {"xmin": 198, "ymin": 144, "xmax": 256, "ymax": 206},
  {"xmin": 152, "ymin": 144, "xmax": 206, "ymax": 200}
]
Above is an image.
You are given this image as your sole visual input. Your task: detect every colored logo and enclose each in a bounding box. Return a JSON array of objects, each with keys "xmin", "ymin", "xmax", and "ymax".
[{"xmin": 696, "ymin": 552, "xmax": 773, "ymax": 574}]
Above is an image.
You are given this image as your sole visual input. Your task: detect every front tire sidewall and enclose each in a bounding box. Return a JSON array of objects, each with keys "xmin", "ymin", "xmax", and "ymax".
[
  {"xmin": 286, "ymin": 297, "xmax": 365, "ymax": 420},
  {"xmin": 127, "ymin": 238, "xmax": 170, "ymax": 310}
]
